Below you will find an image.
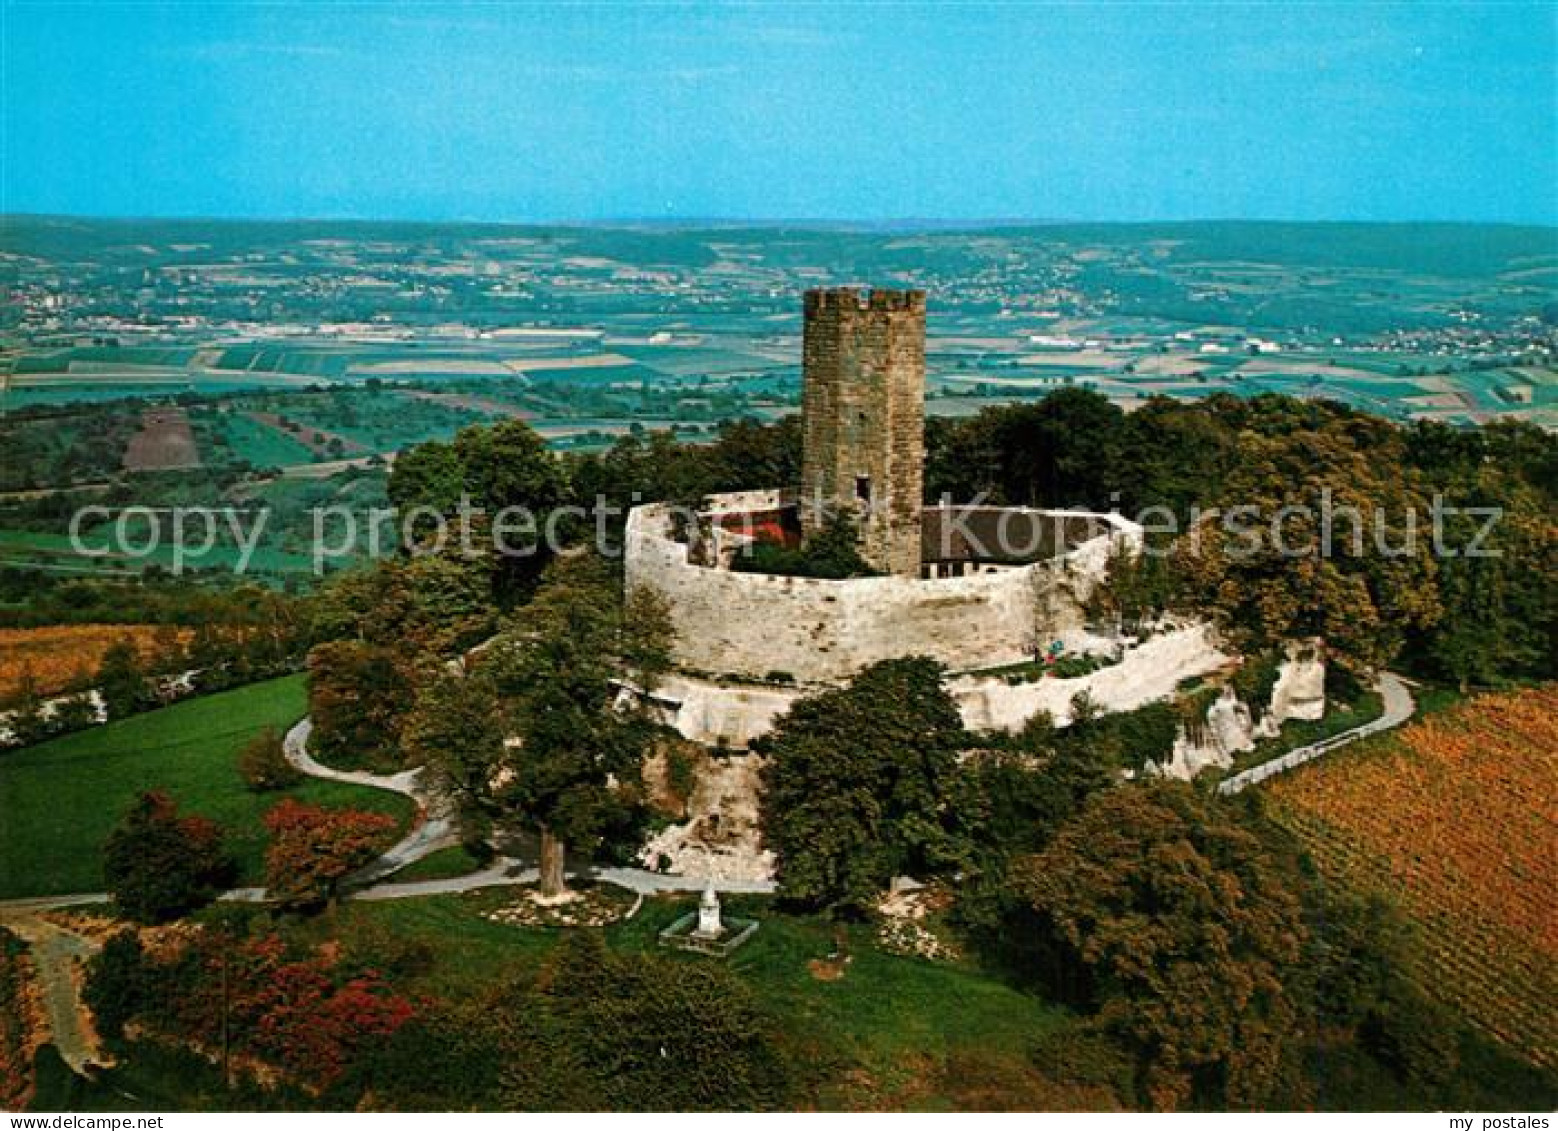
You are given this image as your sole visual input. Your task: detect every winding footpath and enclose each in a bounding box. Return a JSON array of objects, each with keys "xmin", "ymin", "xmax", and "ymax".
[{"xmin": 281, "ymin": 719, "xmax": 462, "ymax": 885}]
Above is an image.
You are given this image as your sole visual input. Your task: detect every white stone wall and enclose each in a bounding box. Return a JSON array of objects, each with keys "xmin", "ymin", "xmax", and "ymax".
[
  {"xmin": 655, "ymin": 674, "xmax": 803, "ymax": 749},
  {"xmin": 625, "ymin": 492, "xmax": 1140, "ymax": 684},
  {"xmin": 951, "ymin": 621, "xmax": 1234, "ymax": 730},
  {"xmin": 648, "ymin": 622, "xmax": 1233, "ymax": 748}
]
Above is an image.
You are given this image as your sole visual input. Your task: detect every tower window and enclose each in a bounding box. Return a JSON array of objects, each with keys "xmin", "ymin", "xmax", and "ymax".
[{"xmin": 855, "ymin": 475, "xmax": 872, "ymax": 503}]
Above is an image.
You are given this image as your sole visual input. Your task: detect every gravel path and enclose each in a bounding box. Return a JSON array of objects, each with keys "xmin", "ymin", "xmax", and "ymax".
[{"xmin": 0, "ymin": 909, "xmax": 106, "ymax": 1074}]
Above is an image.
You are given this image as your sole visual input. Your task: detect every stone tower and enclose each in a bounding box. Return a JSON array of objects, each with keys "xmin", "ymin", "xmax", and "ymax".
[{"xmin": 799, "ymin": 287, "xmax": 926, "ymax": 577}]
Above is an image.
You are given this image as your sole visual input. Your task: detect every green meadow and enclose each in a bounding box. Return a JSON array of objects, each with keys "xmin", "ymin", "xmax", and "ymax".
[{"xmin": 0, "ymin": 675, "xmax": 413, "ymax": 899}]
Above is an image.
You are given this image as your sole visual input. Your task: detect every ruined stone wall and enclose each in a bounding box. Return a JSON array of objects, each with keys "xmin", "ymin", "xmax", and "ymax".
[
  {"xmin": 625, "ymin": 491, "xmax": 1138, "ymax": 685},
  {"xmin": 952, "ymin": 621, "xmax": 1234, "ymax": 730},
  {"xmin": 645, "ymin": 622, "xmax": 1233, "ymax": 747},
  {"xmin": 799, "ymin": 287, "xmax": 925, "ymax": 577}
]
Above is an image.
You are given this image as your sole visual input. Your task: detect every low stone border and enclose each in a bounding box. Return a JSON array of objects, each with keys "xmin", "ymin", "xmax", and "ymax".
[
  {"xmin": 1217, "ymin": 673, "xmax": 1415, "ymax": 796},
  {"xmin": 658, "ymin": 911, "xmax": 759, "ymax": 956}
]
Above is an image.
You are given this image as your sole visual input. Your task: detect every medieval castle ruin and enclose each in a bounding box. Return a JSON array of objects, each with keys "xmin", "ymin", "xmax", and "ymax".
[
  {"xmin": 622, "ymin": 287, "xmax": 1312, "ymax": 747},
  {"xmin": 627, "ymin": 287, "xmax": 1326, "ymax": 878}
]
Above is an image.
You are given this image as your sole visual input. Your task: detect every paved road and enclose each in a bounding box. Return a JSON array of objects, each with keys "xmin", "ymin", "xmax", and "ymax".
[{"xmin": 1218, "ymin": 672, "xmax": 1415, "ymax": 795}]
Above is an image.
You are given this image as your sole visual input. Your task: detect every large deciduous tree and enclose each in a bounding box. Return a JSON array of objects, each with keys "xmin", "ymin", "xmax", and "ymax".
[
  {"xmin": 428, "ymin": 553, "xmax": 673, "ymax": 897},
  {"xmin": 387, "ymin": 418, "xmax": 570, "ymax": 604},
  {"xmin": 1165, "ymin": 399, "xmax": 1441, "ymax": 673},
  {"xmin": 103, "ymin": 792, "xmax": 237, "ymax": 923},
  {"xmin": 757, "ymin": 657, "xmax": 968, "ymax": 914},
  {"xmin": 386, "ymin": 438, "xmax": 465, "ymax": 517},
  {"xmin": 309, "ymin": 549, "xmax": 497, "ymax": 657},
  {"xmin": 306, "ymin": 639, "xmax": 415, "ymax": 773},
  {"xmin": 1013, "ymin": 781, "xmax": 1306, "ymax": 1111},
  {"xmin": 262, "ymin": 799, "xmax": 398, "ymax": 910}
]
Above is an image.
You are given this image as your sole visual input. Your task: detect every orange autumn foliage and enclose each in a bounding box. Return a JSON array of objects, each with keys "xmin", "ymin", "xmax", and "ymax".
[
  {"xmin": 1267, "ymin": 685, "xmax": 1558, "ymax": 1069},
  {"xmin": 0, "ymin": 625, "xmax": 191, "ymax": 702},
  {"xmin": 262, "ymin": 800, "xmax": 398, "ymax": 909}
]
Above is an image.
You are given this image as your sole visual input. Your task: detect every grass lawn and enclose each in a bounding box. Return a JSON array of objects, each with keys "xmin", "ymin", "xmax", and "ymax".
[
  {"xmin": 0, "ymin": 675, "xmax": 414, "ymax": 899},
  {"xmin": 320, "ymin": 888, "xmax": 1075, "ymax": 1108},
  {"xmin": 388, "ymin": 844, "xmax": 487, "ymax": 884}
]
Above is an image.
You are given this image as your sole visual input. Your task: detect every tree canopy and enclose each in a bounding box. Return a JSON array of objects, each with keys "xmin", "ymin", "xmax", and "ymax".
[
  {"xmin": 421, "ymin": 553, "xmax": 673, "ymax": 895},
  {"xmin": 103, "ymin": 792, "xmax": 237, "ymax": 924},
  {"xmin": 757, "ymin": 657, "xmax": 968, "ymax": 914},
  {"xmin": 1014, "ymin": 781, "xmax": 1306, "ymax": 1110}
]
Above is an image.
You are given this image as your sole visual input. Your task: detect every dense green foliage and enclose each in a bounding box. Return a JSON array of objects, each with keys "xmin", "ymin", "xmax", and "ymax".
[
  {"xmin": 305, "ymin": 641, "xmax": 414, "ymax": 773},
  {"xmin": 103, "ymin": 792, "xmax": 238, "ymax": 923},
  {"xmin": 94, "ymin": 638, "xmax": 156, "ymax": 722},
  {"xmin": 731, "ymin": 513, "xmax": 877, "ymax": 579},
  {"xmin": 418, "ymin": 554, "xmax": 673, "ymax": 893},
  {"xmin": 758, "ymin": 658, "xmax": 968, "ymax": 914},
  {"xmin": 926, "ymin": 391, "xmax": 1556, "ymax": 683},
  {"xmin": 359, "ymin": 932, "xmax": 796, "ymax": 1110},
  {"xmin": 1015, "ymin": 782, "xmax": 1305, "ymax": 1110}
]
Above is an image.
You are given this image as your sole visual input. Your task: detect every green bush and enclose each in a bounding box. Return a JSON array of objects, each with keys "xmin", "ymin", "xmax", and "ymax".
[
  {"xmin": 237, "ymin": 727, "xmax": 302, "ymax": 792},
  {"xmin": 731, "ymin": 514, "xmax": 877, "ymax": 580},
  {"xmin": 83, "ymin": 931, "xmax": 149, "ymax": 1043}
]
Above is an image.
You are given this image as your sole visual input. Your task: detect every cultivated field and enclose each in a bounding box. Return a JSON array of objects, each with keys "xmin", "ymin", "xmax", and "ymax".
[
  {"xmin": 121, "ymin": 408, "xmax": 201, "ymax": 471},
  {"xmin": 0, "ymin": 625, "xmax": 191, "ymax": 702},
  {"xmin": 1267, "ymin": 686, "xmax": 1558, "ymax": 1068}
]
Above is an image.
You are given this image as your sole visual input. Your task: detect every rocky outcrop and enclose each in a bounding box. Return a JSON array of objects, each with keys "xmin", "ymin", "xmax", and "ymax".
[
  {"xmin": 639, "ymin": 751, "xmax": 775, "ymax": 884},
  {"xmin": 1159, "ymin": 641, "xmax": 1328, "ymax": 781},
  {"xmin": 1254, "ymin": 643, "xmax": 1326, "ymax": 738}
]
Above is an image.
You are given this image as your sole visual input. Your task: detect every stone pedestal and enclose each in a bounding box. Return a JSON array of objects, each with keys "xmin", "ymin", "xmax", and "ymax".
[{"xmin": 693, "ymin": 886, "xmax": 723, "ymax": 939}]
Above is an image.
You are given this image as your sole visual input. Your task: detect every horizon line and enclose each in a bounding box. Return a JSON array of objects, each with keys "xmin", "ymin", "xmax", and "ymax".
[{"xmin": 5, "ymin": 210, "xmax": 1557, "ymax": 232}]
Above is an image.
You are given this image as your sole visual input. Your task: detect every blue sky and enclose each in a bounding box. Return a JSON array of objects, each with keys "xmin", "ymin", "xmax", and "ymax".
[{"xmin": 3, "ymin": 1, "xmax": 1554, "ymax": 223}]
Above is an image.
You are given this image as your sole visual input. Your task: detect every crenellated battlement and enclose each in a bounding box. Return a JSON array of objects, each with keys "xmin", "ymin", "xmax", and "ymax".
[{"xmin": 803, "ymin": 287, "xmax": 926, "ymax": 315}]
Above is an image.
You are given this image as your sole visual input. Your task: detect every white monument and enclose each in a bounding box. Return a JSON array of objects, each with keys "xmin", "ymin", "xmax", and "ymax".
[{"xmin": 693, "ymin": 885, "xmax": 723, "ymax": 939}]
